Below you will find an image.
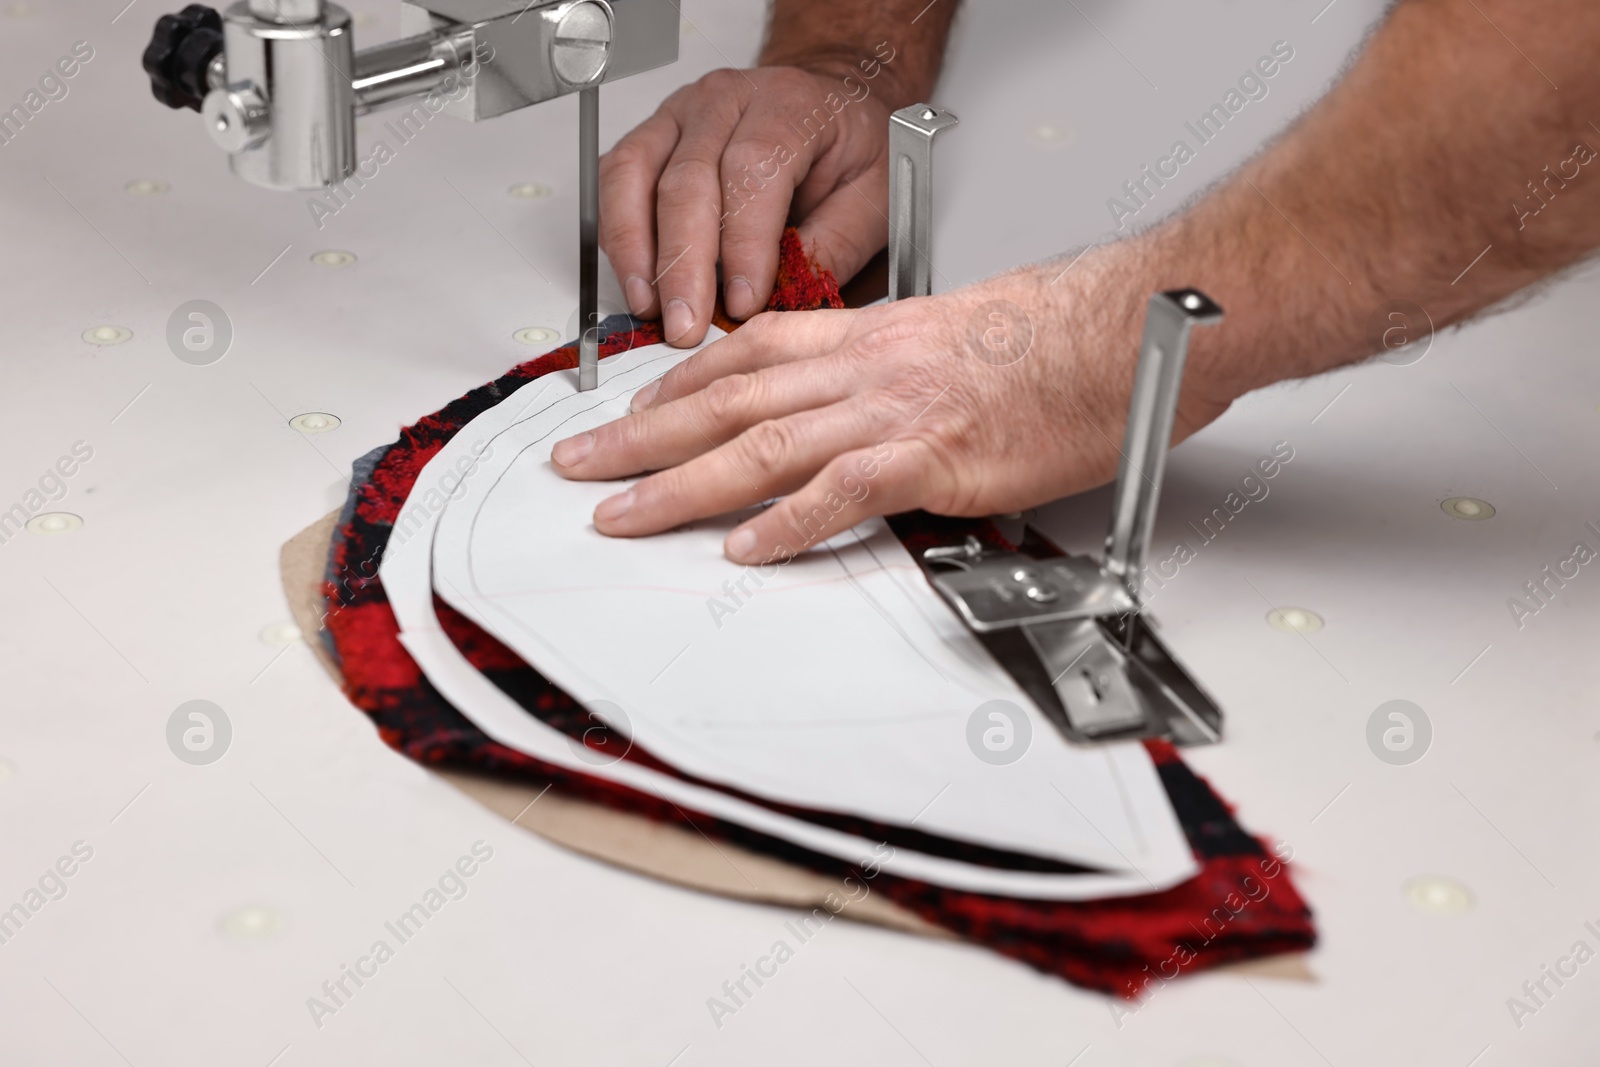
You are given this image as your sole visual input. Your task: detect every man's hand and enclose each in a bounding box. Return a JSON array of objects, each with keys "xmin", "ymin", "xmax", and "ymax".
[
  {"xmin": 598, "ymin": 0, "xmax": 962, "ymax": 346},
  {"xmin": 599, "ymin": 64, "xmax": 897, "ymax": 347},
  {"xmin": 549, "ymin": 261, "xmax": 1237, "ymax": 564},
  {"xmin": 569, "ymin": 0, "xmax": 1600, "ymax": 563}
]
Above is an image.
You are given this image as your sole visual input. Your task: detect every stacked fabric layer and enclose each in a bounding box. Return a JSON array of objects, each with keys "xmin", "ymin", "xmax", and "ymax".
[{"xmin": 318, "ymin": 231, "xmax": 1315, "ymax": 994}]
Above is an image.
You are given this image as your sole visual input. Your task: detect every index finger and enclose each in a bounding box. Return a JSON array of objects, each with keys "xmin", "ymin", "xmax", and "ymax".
[
  {"xmin": 633, "ymin": 309, "xmax": 858, "ymax": 412},
  {"xmin": 598, "ymin": 109, "xmax": 682, "ymax": 318},
  {"xmin": 724, "ymin": 442, "xmax": 927, "ymax": 564}
]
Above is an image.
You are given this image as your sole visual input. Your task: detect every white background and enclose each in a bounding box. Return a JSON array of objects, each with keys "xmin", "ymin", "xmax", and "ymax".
[{"xmin": 1, "ymin": 0, "xmax": 1597, "ymax": 1064}]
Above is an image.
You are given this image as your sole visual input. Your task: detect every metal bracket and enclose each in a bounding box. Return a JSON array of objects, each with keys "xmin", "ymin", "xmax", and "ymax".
[
  {"xmin": 1104, "ymin": 289, "xmax": 1223, "ymax": 593},
  {"xmin": 887, "ymin": 104, "xmax": 957, "ymax": 302},
  {"xmin": 923, "ymin": 290, "xmax": 1227, "ymax": 746}
]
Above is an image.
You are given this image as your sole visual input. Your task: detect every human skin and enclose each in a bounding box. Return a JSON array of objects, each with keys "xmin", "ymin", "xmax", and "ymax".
[
  {"xmin": 596, "ymin": 0, "xmax": 959, "ymax": 344},
  {"xmin": 561, "ymin": 0, "xmax": 1600, "ymax": 565}
]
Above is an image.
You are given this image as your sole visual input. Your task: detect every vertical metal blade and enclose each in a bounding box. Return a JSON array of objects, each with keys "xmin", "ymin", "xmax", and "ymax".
[{"xmin": 577, "ymin": 82, "xmax": 600, "ymax": 391}]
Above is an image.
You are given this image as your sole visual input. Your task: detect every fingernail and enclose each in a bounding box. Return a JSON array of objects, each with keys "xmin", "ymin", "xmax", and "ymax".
[
  {"xmin": 663, "ymin": 298, "xmax": 693, "ymax": 343},
  {"xmin": 595, "ymin": 489, "xmax": 635, "ymax": 523},
  {"xmin": 630, "ymin": 380, "xmax": 660, "ymax": 412},
  {"xmin": 725, "ymin": 526, "xmax": 757, "ymax": 561},
  {"xmin": 551, "ymin": 432, "xmax": 593, "ymax": 468},
  {"xmin": 725, "ymin": 275, "xmax": 755, "ymax": 320},
  {"xmin": 624, "ymin": 275, "xmax": 652, "ymax": 316}
]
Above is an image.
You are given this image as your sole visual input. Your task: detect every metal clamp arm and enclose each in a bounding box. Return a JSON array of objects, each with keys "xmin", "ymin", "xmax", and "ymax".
[
  {"xmin": 1102, "ymin": 289, "xmax": 1224, "ymax": 598},
  {"xmin": 154, "ymin": 0, "xmax": 674, "ymax": 191}
]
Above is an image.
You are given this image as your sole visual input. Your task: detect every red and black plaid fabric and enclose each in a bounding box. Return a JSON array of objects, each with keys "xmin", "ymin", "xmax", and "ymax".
[{"xmin": 319, "ymin": 230, "xmax": 1315, "ymax": 995}]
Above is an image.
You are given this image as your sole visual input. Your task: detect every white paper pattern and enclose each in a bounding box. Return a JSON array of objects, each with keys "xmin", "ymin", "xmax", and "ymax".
[{"xmin": 381, "ymin": 341, "xmax": 1199, "ymax": 898}]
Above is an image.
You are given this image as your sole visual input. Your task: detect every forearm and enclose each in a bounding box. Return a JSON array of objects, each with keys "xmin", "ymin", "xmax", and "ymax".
[
  {"xmin": 758, "ymin": 0, "xmax": 961, "ymax": 110},
  {"xmin": 1056, "ymin": 0, "xmax": 1600, "ymax": 408}
]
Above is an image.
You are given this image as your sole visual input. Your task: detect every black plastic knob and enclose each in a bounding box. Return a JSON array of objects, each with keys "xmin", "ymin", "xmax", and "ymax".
[{"xmin": 143, "ymin": 5, "xmax": 225, "ymax": 112}]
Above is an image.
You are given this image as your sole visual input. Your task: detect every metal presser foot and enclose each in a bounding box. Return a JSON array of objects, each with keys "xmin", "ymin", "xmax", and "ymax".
[
  {"xmin": 879, "ymin": 102, "xmax": 1225, "ymax": 745},
  {"xmin": 922, "ymin": 290, "xmax": 1226, "ymax": 746}
]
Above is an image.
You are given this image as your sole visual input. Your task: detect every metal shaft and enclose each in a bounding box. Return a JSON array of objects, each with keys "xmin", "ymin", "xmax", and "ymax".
[
  {"xmin": 352, "ymin": 30, "xmax": 471, "ymax": 115},
  {"xmin": 887, "ymin": 104, "xmax": 957, "ymax": 301},
  {"xmin": 1103, "ymin": 290, "xmax": 1224, "ymax": 598},
  {"xmin": 578, "ymin": 83, "xmax": 600, "ymax": 391}
]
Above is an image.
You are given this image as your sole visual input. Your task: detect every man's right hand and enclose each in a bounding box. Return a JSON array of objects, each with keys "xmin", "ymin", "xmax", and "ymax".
[{"xmin": 598, "ymin": 63, "xmax": 898, "ymax": 348}]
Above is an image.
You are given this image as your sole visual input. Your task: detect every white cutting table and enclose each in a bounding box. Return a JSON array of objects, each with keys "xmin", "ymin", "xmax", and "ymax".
[{"xmin": 2, "ymin": 0, "xmax": 1596, "ymax": 1063}]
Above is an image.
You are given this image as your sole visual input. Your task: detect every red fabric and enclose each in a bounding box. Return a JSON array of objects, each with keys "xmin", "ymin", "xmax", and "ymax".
[{"xmin": 319, "ymin": 228, "xmax": 1314, "ymax": 995}]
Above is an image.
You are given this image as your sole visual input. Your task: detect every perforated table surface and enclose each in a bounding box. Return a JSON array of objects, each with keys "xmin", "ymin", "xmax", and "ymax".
[{"xmin": 2, "ymin": 1, "xmax": 1596, "ymax": 1064}]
